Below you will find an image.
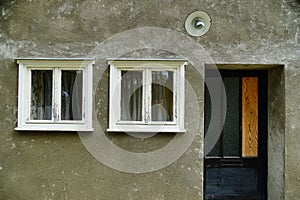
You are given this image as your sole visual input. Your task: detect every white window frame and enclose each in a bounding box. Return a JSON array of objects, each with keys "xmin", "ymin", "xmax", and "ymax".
[
  {"xmin": 15, "ymin": 58, "xmax": 94, "ymax": 131},
  {"xmin": 107, "ymin": 59, "xmax": 187, "ymax": 133}
]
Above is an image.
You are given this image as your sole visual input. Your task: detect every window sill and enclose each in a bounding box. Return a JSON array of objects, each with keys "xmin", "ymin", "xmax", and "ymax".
[
  {"xmin": 107, "ymin": 125, "xmax": 186, "ymax": 133},
  {"xmin": 15, "ymin": 125, "xmax": 93, "ymax": 132},
  {"xmin": 116, "ymin": 121, "xmax": 177, "ymax": 125},
  {"xmin": 25, "ymin": 120, "xmax": 86, "ymax": 124}
]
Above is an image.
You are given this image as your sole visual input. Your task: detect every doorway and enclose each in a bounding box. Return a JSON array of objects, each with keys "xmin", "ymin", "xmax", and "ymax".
[{"xmin": 204, "ymin": 70, "xmax": 268, "ymax": 200}]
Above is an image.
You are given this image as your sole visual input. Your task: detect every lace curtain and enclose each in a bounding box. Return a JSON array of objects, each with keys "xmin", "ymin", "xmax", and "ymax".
[
  {"xmin": 30, "ymin": 70, "xmax": 52, "ymax": 120},
  {"xmin": 61, "ymin": 70, "xmax": 83, "ymax": 120},
  {"xmin": 30, "ymin": 70, "xmax": 83, "ymax": 121},
  {"xmin": 121, "ymin": 71, "xmax": 143, "ymax": 121},
  {"xmin": 151, "ymin": 71, "xmax": 173, "ymax": 121},
  {"xmin": 120, "ymin": 70, "xmax": 174, "ymax": 122}
]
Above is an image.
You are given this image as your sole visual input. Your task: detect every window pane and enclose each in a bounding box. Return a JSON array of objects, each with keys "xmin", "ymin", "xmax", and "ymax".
[
  {"xmin": 61, "ymin": 70, "xmax": 83, "ymax": 120},
  {"xmin": 204, "ymin": 84, "xmax": 222, "ymax": 157},
  {"xmin": 151, "ymin": 71, "xmax": 173, "ymax": 121},
  {"xmin": 223, "ymin": 77, "xmax": 240, "ymax": 157},
  {"xmin": 30, "ymin": 70, "xmax": 53, "ymax": 120},
  {"xmin": 121, "ymin": 70, "xmax": 143, "ymax": 121}
]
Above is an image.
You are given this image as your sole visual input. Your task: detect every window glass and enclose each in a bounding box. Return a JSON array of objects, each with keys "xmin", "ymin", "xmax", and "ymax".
[
  {"xmin": 30, "ymin": 70, "xmax": 53, "ymax": 120},
  {"xmin": 205, "ymin": 77, "xmax": 240, "ymax": 157},
  {"xmin": 223, "ymin": 77, "xmax": 240, "ymax": 156},
  {"xmin": 204, "ymin": 84, "xmax": 222, "ymax": 157},
  {"xmin": 120, "ymin": 70, "xmax": 143, "ymax": 121},
  {"xmin": 61, "ymin": 70, "xmax": 83, "ymax": 120},
  {"xmin": 151, "ymin": 71, "xmax": 174, "ymax": 121}
]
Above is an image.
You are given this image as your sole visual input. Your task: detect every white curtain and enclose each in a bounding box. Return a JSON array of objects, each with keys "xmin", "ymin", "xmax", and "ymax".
[
  {"xmin": 30, "ymin": 70, "xmax": 52, "ymax": 120},
  {"xmin": 120, "ymin": 70, "xmax": 174, "ymax": 122},
  {"xmin": 151, "ymin": 71, "xmax": 173, "ymax": 121},
  {"xmin": 121, "ymin": 71, "xmax": 143, "ymax": 121},
  {"xmin": 61, "ymin": 70, "xmax": 83, "ymax": 120}
]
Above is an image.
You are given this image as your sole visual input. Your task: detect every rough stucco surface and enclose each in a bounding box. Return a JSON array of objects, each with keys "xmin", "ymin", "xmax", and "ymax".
[
  {"xmin": 0, "ymin": 0, "xmax": 299, "ymax": 199},
  {"xmin": 268, "ymin": 67, "xmax": 285, "ymax": 200}
]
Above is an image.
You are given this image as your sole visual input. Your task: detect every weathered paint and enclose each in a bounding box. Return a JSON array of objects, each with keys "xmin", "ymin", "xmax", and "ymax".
[{"xmin": 0, "ymin": 0, "xmax": 299, "ymax": 199}]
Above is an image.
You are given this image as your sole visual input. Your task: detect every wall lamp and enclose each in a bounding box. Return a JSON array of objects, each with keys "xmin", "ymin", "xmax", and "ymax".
[{"xmin": 185, "ymin": 11, "xmax": 211, "ymax": 37}]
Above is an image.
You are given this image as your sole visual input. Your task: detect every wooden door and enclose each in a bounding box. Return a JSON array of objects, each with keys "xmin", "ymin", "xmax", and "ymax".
[{"xmin": 204, "ymin": 70, "xmax": 267, "ymax": 200}]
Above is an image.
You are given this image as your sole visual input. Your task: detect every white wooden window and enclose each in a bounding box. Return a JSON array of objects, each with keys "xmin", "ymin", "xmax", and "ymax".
[
  {"xmin": 15, "ymin": 59, "xmax": 94, "ymax": 131},
  {"xmin": 107, "ymin": 59, "xmax": 187, "ymax": 132}
]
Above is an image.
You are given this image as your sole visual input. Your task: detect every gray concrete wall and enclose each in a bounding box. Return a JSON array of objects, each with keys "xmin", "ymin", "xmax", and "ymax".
[
  {"xmin": 0, "ymin": 0, "xmax": 299, "ymax": 199},
  {"xmin": 268, "ymin": 67, "xmax": 285, "ymax": 200}
]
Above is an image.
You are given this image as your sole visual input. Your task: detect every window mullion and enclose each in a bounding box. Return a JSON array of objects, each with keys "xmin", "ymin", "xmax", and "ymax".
[
  {"xmin": 27, "ymin": 68, "xmax": 32, "ymax": 121},
  {"xmin": 53, "ymin": 67, "xmax": 61, "ymax": 122},
  {"xmin": 145, "ymin": 68, "xmax": 151, "ymax": 123},
  {"xmin": 82, "ymin": 69, "xmax": 86, "ymax": 120},
  {"xmin": 116, "ymin": 69, "xmax": 121, "ymax": 122},
  {"xmin": 173, "ymin": 69, "xmax": 177, "ymax": 122},
  {"xmin": 179, "ymin": 64, "xmax": 185, "ymax": 129}
]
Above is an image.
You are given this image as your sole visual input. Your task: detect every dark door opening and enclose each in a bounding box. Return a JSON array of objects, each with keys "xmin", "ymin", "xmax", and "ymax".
[{"xmin": 204, "ymin": 70, "xmax": 268, "ymax": 200}]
